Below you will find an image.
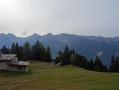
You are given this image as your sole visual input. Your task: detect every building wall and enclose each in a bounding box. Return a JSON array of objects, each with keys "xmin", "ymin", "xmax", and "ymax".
[
  {"xmin": 0, "ymin": 62, "xmax": 9, "ymax": 70},
  {"xmin": 0, "ymin": 61, "xmax": 29, "ymax": 72},
  {"xmin": 8, "ymin": 66, "xmax": 28, "ymax": 72}
]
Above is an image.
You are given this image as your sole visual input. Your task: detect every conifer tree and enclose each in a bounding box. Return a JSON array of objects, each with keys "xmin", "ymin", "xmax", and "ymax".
[
  {"xmin": 82, "ymin": 56, "xmax": 88, "ymax": 69},
  {"xmin": 23, "ymin": 42, "xmax": 31, "ymax": 60},
  {"xmin": 10, "ymin": 43, "xmax": 16, "ymax": 54},
  {"xmin": 46, "ymin": 46, "xmax": 52, "ymax": 62},
  {"xmin": 16, "ymin": 42, "xmax": 19, "ymax": 56},
  {"xmin": 18, "ymin": 46, "xmax": 23, "ymax": 60},
  {"xmin": 1, "ymin": 45, "xmax": 9, "ymax": 54},
  {"xmin": 94, "ymin": 56, "xmax": 103, "ymax": 71},
  {"xmin": 70, "ymin": 54, "xmax": 76, "ymax": 65},
  {"xmin": 88, "ymin": 58, "xmax": 94, "ymax": 70},
  {"xmin": 94, "ymin": 56, "xmax": 107, "ymax": 72},
  {"xmin": 39, "ymin": 43, "xmax": 46, "ymax": 61},
  {"xmin": 60, "ymin": 45, "xmax": 71, "ymax": 65},
  {"xmin": 54, "ymin": 56, "xmax": 60, "ymax": 64},
  {"xmin": 31, "ymin": 40, "xmax": 41, "ymax": 60},
  {"xmin": 110, "ymin": 55, "xmax": 119, "ymax": 72}
]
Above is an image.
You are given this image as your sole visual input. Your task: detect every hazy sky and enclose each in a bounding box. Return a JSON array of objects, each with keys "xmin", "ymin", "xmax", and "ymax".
[{"xmin": 0, "ymin": 0, "xmax": 119, "ymax": 37}]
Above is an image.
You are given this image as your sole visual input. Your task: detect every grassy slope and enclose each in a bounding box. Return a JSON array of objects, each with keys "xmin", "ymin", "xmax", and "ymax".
[{"xmin": 0, "ymin": 61, "xmax": 119, "ymax": 90}]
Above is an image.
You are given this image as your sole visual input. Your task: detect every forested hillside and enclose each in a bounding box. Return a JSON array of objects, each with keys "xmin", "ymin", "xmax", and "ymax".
[{"xmin": 0, "ymin": 33, "xmax": 119, "ymax": 65}]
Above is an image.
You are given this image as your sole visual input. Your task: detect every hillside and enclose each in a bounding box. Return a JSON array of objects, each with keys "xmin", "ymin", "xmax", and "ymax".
[
  {"xmin": 1, "ymin": 33, "xmax": 119, "ymax": 65},
  {"xmin": 0, "ymin": 61, "xmax": 119, "ymax": 90}
]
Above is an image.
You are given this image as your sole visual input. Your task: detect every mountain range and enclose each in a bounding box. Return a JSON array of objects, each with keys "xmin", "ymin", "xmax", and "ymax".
[{"xmin": 0, "ymin": 33, "xmax": 119, "ymax": 66}]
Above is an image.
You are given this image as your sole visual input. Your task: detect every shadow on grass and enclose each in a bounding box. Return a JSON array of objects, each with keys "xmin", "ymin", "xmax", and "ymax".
[{"xmin": 0, "ymin": 69, "xmax": 33, "ymax": 77}]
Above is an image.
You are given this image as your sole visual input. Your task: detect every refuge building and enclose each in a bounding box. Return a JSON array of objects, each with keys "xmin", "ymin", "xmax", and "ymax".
[{"xmin": 0, "ymin": 52, "xmax": 29, "ymax": 72}]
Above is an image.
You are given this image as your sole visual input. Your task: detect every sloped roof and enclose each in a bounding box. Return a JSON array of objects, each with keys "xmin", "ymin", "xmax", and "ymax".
[
  {"xmin": 8, "ymin": 61, "xmax": 29, "ymax": 67},
  {"xmin": 0, "ymin": 54, "xmax": 17, "ymax": 60}
]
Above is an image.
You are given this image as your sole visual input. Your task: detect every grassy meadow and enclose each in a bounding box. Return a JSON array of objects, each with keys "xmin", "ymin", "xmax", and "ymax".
[{"xmin": 0, "ymin": 60, "xmax": 119, "ymax": 90}]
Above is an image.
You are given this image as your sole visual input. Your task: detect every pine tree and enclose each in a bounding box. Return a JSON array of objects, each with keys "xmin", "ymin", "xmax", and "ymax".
[
  {"xmin": 75, "ymin": 54, "xmax": 84, "ymax": 67},
  {"xmin": 60, "ymin": 45, "xmax": 71, "ymax": 65},
  {"xmin": 94, "ymin": 56, "xmax": 107, "ymax": 72},
  {"xmin": 82, "ymin": 56, "xmax": 88, "ymax": 69},
  {"xmin": 111, "ymin": 55, "xmax": 115, "ymax": 64},
  {"xmin": 102, "ymin": 65, "xmax": 108, "ymax": 72},
  {"xmin": 110, "ymin": 56, "xmax": 119, "ymax": 72},
  {"xmin": 94, "ymin": 56, "xmax": 102, "ymax": 71},
  {"xmin": 70, "ymin": 54, "xmax": 76, "ymax": 65},
  {"xmin": 88, "ymin": 58, "xmax": 94, "ymax": 70},
  {"xmin": 23, "ymin": 42, "xmax": 31, "ymax": 60},
  {"xmin": 54, "ymin": 56, "xmax": 60, "ymax": 64},
  {"xmin": 46, "ymin": 46, "xmax": 52, "ymax": 62},
  {"xmin": 10, "ymin": 43, "xmax": 16, "ymax": 54},
  {"xmin": 116, "ymin": 56, "xmax": 119, "ymax": 72},
  {"xmin": 16, "ymin": 42, "xmax": 20, "ymax": 59},
  {"xmin": 110, "ymin": 55, "xmax": 117, "ymax": 72},
  {"xmin": 39, "ymin": 43, "xmax": 46, "ymax": 61},
  {"xmin": 31, "ymin": 40, "xmax": 41, "ymax": 60},
  {"xmin": 1, "ymin": 45, "xmax": 9, "ymax": 54},
  {"xmin": 18, "ymin": 46, "xmax": 23, "ymax": 60}
]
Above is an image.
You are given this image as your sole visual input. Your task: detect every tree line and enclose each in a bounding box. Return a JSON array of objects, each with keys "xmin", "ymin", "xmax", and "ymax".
[
  {"xmin": 0, "ymin": 42, "xmax": 119, "ymax": 72},
  {"xmin": 54, "ymin": 45, "xmax": 108, "ymax": 72},
  {"xmin": 54, "ymin": 45, "xmax": 119, "ymax": 72},
  {"xmin": 0, "ymin": 41, "xmax": 52, "ymax": 62}
]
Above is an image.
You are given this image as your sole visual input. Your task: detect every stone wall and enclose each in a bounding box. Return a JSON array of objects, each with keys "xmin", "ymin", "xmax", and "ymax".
[
  {"xmin": 8, "ymin": 66, "xmax": 28, "ymax": 72},
  {"xmin": 0, "ymin": 62, "xmax": 9, "ymax": 70},
  {"xmin": 0, "ymin": 61, "xmax": 29, "ymax": 72}
]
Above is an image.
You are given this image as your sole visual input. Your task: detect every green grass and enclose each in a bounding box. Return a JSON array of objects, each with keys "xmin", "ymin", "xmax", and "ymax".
[{"xmin": 0, "ymin": 60, "xmax": 119, "ymax": 90}]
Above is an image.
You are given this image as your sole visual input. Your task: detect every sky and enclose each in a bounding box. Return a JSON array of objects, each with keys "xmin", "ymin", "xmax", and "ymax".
[{"xmin": 0, "ymin": 0, "xmax": 119, "ymax": 37}]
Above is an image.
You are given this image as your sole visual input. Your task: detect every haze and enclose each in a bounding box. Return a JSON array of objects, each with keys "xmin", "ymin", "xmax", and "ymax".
[{"xmin": 0, "ymin": 0, "xmax": 119, "ymax": 37}]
